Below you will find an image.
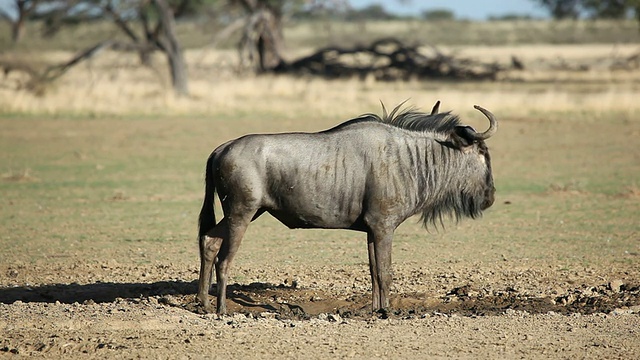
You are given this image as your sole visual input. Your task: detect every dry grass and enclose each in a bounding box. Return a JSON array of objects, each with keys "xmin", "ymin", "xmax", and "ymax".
[
  {"xmin": 288, "ymin": 19, "xmax": 640, "ymax": 47},
  {"xmin": 0, "ymin": 43, "xmax": 638, "ymax": 268},
  {"xmin": 1, "ymin": 168, "xmax": 38, "ymax": 183},
  {"xmin": 2, "ymin": 19, "xmax": 639, "ymax": 52},
  {"xmin": 1, "ymin": 45, "xmax": 640, "ymax": 119},
  {"xmin": 0, "ymin": 105, "xmax": 638, "ymax": 270},
  {"xmin": 619, "ymin": 184, "xmax": 640, "ymax": 198}
]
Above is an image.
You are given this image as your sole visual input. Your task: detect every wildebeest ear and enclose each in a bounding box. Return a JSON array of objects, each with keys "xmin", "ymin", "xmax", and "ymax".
[{"xmin": 450, "ymin": 126, "xmax": 477, "ymax": 151}]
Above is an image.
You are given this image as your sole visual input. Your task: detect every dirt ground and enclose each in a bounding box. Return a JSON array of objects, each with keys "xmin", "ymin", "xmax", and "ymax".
[
  {"xmin": 2, "ymin": 109, "xmax": 639, "ymax": 358},
  {"xmin": 2, "ymin": 113, "xmax": 640, "ymax": 358},
  {"xmin": 1, "ymin": 43, "xmax": 639, "ymax": 358},
  {"xmin": 2, "ymin": 259, "xmax": 640, "ymax": 359}
]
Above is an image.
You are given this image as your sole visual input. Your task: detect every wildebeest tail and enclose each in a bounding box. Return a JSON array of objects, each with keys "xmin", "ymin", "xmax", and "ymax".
[{"xmin": 198, "ymin": 155, "xmax": 217, "ymax": 238}]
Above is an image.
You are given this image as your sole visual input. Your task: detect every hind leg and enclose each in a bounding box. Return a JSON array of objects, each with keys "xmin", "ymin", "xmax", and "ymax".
[
  {"xmin": 197, "ymin": 218, "xmax": 228, "ymax": 312},
  {"xmin": 367, "ymin": 232, "xmax": 381, "ymax": 311},
  {"xmin": 214, "ymin": 215, "xmax": 252, "ymax": 314}
]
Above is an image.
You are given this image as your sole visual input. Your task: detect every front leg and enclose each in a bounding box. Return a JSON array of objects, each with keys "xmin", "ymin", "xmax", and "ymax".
[
  {"xmin": 372, "ymin": 229, "xmax": 393, "ymax": 311},
  {"xmin": 366, "ymin": 228, "xmax": 394, "ymax": 312}
]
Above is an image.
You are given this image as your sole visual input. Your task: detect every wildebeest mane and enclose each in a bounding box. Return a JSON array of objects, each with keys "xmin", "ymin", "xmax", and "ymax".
[
  {"xmin": 331, "ymin": 103, "xmax": 484, "ymax": 230},
  {"xmin": 354, "ymin": 102, "xmax": 462, "ymax": 135},
  {"xmin": 378, "ymin": 104, "xmax": 485, "ymax": 230},
  {"xmin": 421, "ymin": 186, "xmax": 487, "ymax": 231},
  {"xmin": 323, "ymin": 102, "xmax": 489, "ymax": 231}
]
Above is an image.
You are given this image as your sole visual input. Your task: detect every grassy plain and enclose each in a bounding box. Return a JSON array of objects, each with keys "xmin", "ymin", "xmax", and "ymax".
[
  {"xmin": 2, "ymin": 18, "xmax": 640, "ymax": 51},
  {"xmin": 1, "ymin": 44, "xmax": 639, "ymax": 270},
  {"xmin": 0, "ymin": 20, "xmax": 639, "ymax": 358}
]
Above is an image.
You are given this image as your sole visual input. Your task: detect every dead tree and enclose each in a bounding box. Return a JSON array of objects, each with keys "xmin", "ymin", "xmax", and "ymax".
[
  {"xmin": 100, "ymin": 0, "xmax": 189, "ymax": 96},
  {"xmin": 0, "ymin": 0, "xmax": 41, "ymax": 43},
  {"xmin": 234, "ymin": 0, "xmax": 286, "ymax": 72},
  {"xmin": 274, "ymin": 38, "xmax": 504, "ymax": 81},
  {"xmin": 0, "ymin": 40, "xmax": 115, "ymax": 95},
  {"xmin": 153, "ymin": 0, "xmax": 189, "ymax": 96},
  {"xmin": 208, "ymin": 0, "xmax": 349, "ymax": 74},
  {"xmin": 19, "ymin": 0, "xmax": 191, "ymax": 97}
]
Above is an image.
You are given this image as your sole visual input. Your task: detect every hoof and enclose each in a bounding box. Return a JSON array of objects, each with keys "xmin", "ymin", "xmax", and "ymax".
[
  {"xmin": 202, "ymin": 303, "xmax": 215, "ymax": 314},
  {"xmin": 196, "ymin": 295, "xmax": 214, "ymax": 313}
]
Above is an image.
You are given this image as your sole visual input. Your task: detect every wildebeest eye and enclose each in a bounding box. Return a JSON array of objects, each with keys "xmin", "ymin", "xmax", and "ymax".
[{"xmin": 451, "ymin": 126, "xmax": 477, "ymax": 149}]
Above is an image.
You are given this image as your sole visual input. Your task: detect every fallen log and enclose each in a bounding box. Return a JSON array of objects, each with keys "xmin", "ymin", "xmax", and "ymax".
[{"xmin": 273, "ymin": 38, "xmax": 504, "ymax": 81}]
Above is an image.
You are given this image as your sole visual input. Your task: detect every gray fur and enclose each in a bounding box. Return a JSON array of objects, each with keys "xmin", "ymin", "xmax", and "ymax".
[{"xmin": 197, "ymin": 102, "xmax": 497, "ymax": 314}]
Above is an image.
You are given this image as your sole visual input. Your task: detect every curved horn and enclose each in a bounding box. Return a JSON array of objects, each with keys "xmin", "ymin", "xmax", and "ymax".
[{"xmin": 472, "ymin": 105, "xmax": 498, "ymax": 140}]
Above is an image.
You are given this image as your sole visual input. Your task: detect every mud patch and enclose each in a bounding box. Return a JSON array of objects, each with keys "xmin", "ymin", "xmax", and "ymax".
[
  {"xmin": 183, "ymin": 281, "xmax": 640, "ymax": 319},
  {"xmin": 5, "ymin": 279, "xmax": 636, "ymax": 320}
]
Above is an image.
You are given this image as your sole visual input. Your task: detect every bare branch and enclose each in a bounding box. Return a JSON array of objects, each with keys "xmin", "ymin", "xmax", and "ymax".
[
  {"xmin": 275, "ymin": 38, "xmax": 504, "ymax": 81},
  {"xmin": 42, "ymin": 40, "xmax": 116, "ymax": 81},
  {"xmin": 0, "ymin": 40, "xmax": 117, "ymax": 94},
  {"xmin": 103, "ymin": 1, "xmax": 140, "ymax": 43},
  {"xmin": 207, "ymin": 16, "xmax": 247, "ymax": 48}
]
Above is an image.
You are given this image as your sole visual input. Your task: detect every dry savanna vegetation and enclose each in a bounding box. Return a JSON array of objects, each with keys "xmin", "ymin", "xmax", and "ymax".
[{"xmin": 1, "ymin": 19, "xmax": 640, "ymax": 358}]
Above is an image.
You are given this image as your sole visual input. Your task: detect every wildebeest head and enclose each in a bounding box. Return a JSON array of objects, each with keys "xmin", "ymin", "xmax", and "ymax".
[
  {"xmin": 445, "ymin": 105, "xmax": 497, "ymax": 215},
  {"xmin": 374, "ymin": 102, "xmax": 497, "ymax": 227}
]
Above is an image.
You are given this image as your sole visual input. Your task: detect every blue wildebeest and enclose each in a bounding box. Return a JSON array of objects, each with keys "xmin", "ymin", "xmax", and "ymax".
[{"xmin": 197, "ymin": 101, "xmax": 497, "ymax": 314}]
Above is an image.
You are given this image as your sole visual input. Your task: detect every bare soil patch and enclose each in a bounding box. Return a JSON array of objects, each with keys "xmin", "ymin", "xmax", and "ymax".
[
  {"xmin": 133, "ymin": 278, "xmax": 640, "ymax": 320},
  {"xmin": 2, "ymin": 261, "xmax": 640, "ymax": 358},
  {"xmin": 3, "ymin": 265, "xmax": 639, "ymax": 320}
]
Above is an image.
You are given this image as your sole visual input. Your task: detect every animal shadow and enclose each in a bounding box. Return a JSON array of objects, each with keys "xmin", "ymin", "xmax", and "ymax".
[{"xmin": 0, "ymin": 280, "xmax": 198, "ymax": 305}]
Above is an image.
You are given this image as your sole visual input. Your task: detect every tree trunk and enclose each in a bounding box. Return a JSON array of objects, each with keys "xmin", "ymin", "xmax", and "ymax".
[
  {"xmin": 11, "ymin": 0, "xmax": 35, "ymax": 44},
  {"xmin": 256, "ymin": 18, "xmax": 283, "ymax": 71},
  {"xmin": 165, "ymin": 48, "xmax": 189, "ymax": 96},
  {"xmin": 153, "ymin": 0, "xmax": 189, "ymax": 97},
  {"xmin": 11, "ymin": 17, "xmax": 25, "ymax": 43},
  {"xmin": 237, "ymin": 1, "xmax": 285, "ymax": 73}
]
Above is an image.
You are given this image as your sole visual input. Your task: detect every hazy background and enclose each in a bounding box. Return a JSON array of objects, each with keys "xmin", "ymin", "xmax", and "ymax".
[{"xmin": 349, "ymin": 0, "xmax": 549, "ymax": 19}]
